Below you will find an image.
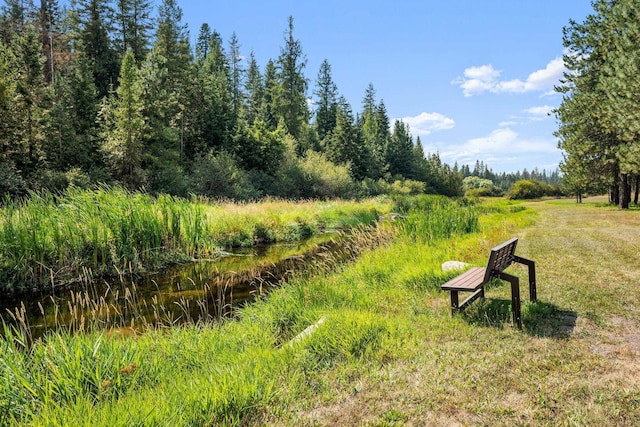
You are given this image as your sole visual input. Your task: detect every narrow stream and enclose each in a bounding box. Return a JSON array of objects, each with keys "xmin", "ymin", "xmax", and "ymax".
[{"xmin": 1, "ymin": 232, "xmax": 345, "ymax": 338}]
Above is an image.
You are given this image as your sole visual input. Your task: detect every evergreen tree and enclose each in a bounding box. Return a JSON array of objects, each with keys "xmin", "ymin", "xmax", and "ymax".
[
  {"xmin": 195, "ymin": 23, "xmax": 211, "ymax": 61},
  {"xmin": 228, "ymin": 32, "xmax": 243, "ymax": 120},
  {"xmin": 0, "ymin": 0, "xmax": 34, "ymax": 43},
  {"xmin": 0, "ymin": 38, "xmax": 19, "ymax": 165},
  {"xmin": 371, "ymin": 99, "xmax": 391, "ymax": 178},
  {"xmin": 113, "ymin": 0, "xmax": 153, "ymax": 63},
  {"xmin": 154, "ymin": 0, "xmax": 190, "ymax": 81},
  {"xmin": 386, "ymin": 120, "xmax": 414, "ymax": 178},
  {"xmin": 325, "ymin": 97, "xmax": 367, "ymax": 179},
  {"xmin": 259, "ymin": 58, "xmax": 279, "ymax": 131},
  {"xmin": 147, "ymin": 0, "xmax": 192, "ymax": 184},
  {"xmin": 313, "ymin": 59, "xmax": 338, "ymax": 142},
  {"xmin": 555, "ymin": 0, "xmax": 621, "ymax": 205},
  {"xmin": 101, "ymin": 50, "xmax": 145, "ymax": 188},
  {"xmin": 275, "ymin": 16, "xmax": 308, "ymax": 141},
  {"xmin": 38, "ymin": 0, "xmax": 60, "ymax": 83},
  {"xmin": 189, "ymin": 30, "xmax": 233, "ymax": 156},
  {"xmin": 9, "ymin": 23, "xmax": 47, "ymax": 178},
  {"xmin": 243, "ymin": 51, "xmax": 263, "ymax": 125},
  {"xmin": 412, "ymin": 136, "xmax": 432, "ymax": 183},
  {"xmin": 359, "ymin": 84, "xmax": 387, "ymax": 179},
  {"xmin": 72, "ymin": 0, "xmax": 119, "ymax": 98}
]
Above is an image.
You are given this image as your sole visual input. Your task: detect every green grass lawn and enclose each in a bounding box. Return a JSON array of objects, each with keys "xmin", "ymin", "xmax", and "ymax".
[{"xmin": 2, "ymin": 196, "xmax": 639, "ymax": 426}]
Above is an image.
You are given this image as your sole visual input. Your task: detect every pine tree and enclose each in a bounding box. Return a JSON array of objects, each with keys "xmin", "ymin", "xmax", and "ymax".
[
  {"xmin": 189, "ymin": 29, "xmax": 233, "ymax": 156},
  {"xmin": 72, "ymin": 0, "xmax": 119, "ymax": 98},
  {"xmin": 359, "ymin": 84, "xmax": 388, "ymax": 179},
  {"xmin": 275, "ymin": 16, "xmax": 308, "ymax": 140},
  {"xmin": 260, "ymin": 59, "xmax": 279, "ymax": 131},
  {"xmin": 387, "ymin": 120, "xmax": 414, "ymax": 178},
  {"xmin": 325, "ymin": 97, "xmax": 367, "ymax": 179},
  {"xmin": 243, "ymin": 51, "xmax": 263, "ymax": 125},
  {"xmin": 195, "ymin": 23, "xmax": 211, "ymax": 61},
  {"xmin": 148, "ymin": 0, "xmax": 192, "ymax": 172},
  {"xmin": 101, "ymin": 49, "xmax": 145, "ymax": 188},
  {"xmin": 412, "ymin": 136, "xmax": 432, "ymax": 182},
  {"xmin": 0, "ymin": 0, "xmax": 34, "ymax": 43},
  {"xmin": 313, "ymin": 59, "xmax": 338, "ymax": 142},
  {"xmin": 154, "ymin": 0, "xmax": 190, "ymax": 80},
  {"xmin": 113, "ymin": 0, "xmax": 152, "ymax": 63},
  {"xmin": 228, "ymin": 32, "xmax": 243, "ymax": 120},
  {"xmin": 38, "ymin": 0, "xmax": 60, "ymax": 83},
  {"xmin": 10, "ymin": 23, "xmax": 48, "ymax": 177}
]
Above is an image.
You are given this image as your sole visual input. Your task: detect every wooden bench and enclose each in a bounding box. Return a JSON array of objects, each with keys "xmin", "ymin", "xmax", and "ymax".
[{"xmin": 440, "ymin": 238, "xmax": 536, "ymax": 329}]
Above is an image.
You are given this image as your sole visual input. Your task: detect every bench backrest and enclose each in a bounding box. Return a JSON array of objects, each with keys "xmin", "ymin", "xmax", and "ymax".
[{"xmin": 483, "ymin": 237, "xmax": 518, "ymax": 283}]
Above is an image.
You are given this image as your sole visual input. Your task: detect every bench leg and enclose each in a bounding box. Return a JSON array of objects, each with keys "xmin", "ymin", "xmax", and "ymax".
[
  {"xmin": 450, "ymin": 291, "xmax": 459, "ymax": 314},
  {"xmin": 514, "ymin": 256, "xmax": 537, "ymax": 302},
  {"xmin": 498, "ymin": 272, "xmax": 522, "ymax": 329}
]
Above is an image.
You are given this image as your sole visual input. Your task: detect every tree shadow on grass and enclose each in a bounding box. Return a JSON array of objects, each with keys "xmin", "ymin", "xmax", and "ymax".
[{"xmin": 461, "ymin": 298, "xmax": 577, "ymax": 339}]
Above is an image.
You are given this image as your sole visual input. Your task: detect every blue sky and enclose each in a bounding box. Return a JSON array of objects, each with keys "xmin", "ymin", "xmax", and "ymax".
[{"xmin": 178, "ymin": 0, "xmax": 594, "ymax": 174}]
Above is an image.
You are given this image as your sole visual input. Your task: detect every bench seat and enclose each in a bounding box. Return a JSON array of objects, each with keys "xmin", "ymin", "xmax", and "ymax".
[{"xmin": 441, "ymin": 267, "xmax": 486, "ymax": 291}]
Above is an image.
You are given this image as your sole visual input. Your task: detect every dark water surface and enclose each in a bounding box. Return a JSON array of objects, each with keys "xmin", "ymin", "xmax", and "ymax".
[{"xmin": 1, "ymin": 233, "xmax": 342, "ymax": 338}]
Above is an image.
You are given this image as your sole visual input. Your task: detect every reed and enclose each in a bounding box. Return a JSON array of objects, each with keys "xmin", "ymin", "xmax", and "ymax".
[{"xmin": 0, "ymin": 188, "xmax": 393, "ymax": 294}]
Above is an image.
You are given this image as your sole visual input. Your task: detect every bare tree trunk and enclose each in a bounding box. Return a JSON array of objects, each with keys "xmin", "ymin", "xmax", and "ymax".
[{"xmin": 619, "ymin": 173, "xmax": 630, "ymax": 209}]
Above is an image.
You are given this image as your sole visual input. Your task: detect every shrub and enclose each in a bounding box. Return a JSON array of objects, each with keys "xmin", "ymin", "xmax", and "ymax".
[
  {"xmin": 507, "ymin": 179, "xmax": 561, "ymax": 199},
  {"xmin": 275, "ymin": 150, "xmax": 357, "ymax": 199},
  {"xmin": 191, "ymin": 151, "xmax": 259, "ymax": 200},
  {"xmin": 463, "ymin": 176, "xmax": 504, "ymax": 197}
]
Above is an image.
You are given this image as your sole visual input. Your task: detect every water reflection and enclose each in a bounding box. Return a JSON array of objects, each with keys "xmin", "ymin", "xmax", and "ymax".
[{"xmin": 1, "ymin": 233, "xmax": 339, "ymax": 338}]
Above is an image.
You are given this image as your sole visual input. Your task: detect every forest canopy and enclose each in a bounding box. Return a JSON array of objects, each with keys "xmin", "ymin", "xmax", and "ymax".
[{"xmin": 0, "ymin": 0, "xmax": 468, "ymax": 199}]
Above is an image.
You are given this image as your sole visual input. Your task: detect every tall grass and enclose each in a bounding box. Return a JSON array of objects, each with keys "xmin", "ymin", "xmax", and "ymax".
[
  {"xmin": 0, "ymin": 195, "xmax": 484, "ymax": 426},
  {"xmin": 0, "ymin": 187, "xmax": 392, "ymax": 293},
  {"xmin": 394, "ymin": 195, "xmax": 479, "ymax": 242}
]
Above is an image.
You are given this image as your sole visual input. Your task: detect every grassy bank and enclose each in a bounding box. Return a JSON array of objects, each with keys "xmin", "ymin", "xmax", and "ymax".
[
  {"xmin": 0, "ymin": 187, "xmax": 392, "ymax": 293},
  {"xmin": 2, "ymin": 197, "xmax": 639, "ymax": 426}
]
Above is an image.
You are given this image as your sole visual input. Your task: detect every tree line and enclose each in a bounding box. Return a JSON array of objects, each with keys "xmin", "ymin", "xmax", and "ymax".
[
  {"xmin": 0, "ymin": 0, "xmax": 464, "ymax": 200},
  {"xmin": 556, "ymin": 0, "xmax": 640, "ymax": 208}
]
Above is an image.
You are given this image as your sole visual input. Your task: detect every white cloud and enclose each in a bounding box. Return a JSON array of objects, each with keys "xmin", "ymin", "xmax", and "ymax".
[
  {"xmin": 453, "ymin": 57, "xmax": 566, "ymax": 97},
  {"xmin": 524, "ymin": 105, "xmax": 554, "ymax": 121},
  {"xmin": 438, "ymin": 127, "xmax": 560, "ymax": 172},
  {"xmin": 397, "ymin": 112, "xmax": 455, "ymax": 136}
]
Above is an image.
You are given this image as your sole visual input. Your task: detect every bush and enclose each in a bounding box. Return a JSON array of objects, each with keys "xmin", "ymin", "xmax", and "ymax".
[
  {"xmin": 191, "ymin": 151, "xmax": 259, "ymax": 200},
  {"xmin": 275, "ymin": 150, "xmax": 357, "ymax": 199},
  {"xmin": 507, "ymin": 179, "xmax": 561, "ymax": 199},
  {"xmin": 0, "ymin": 161, "xmax": 27, "ymax": 197},
  {"xmin": 463, "ymin": 176, "xmax": 504, "ymax": 197}
]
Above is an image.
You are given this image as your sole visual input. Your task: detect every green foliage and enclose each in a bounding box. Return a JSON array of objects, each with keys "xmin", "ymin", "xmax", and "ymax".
[
  {"xmin": 394, "ymin": 195, "xmax": 479, "ymax": 242},
  {"xmin": 313, "ymin": 59, "xmax": 338, "ymax": 141},
  {"xmin": 277, "ymin": 149, "xmax": 357, "ymax": 199},
  {"xmin": 100, "ymin": 50, "xmax": 146, "ymax": 189},
  {"xmin": 191, "ymin": 150, "xmax": 259, "ymax": 200},
  {"xmin": 507, "ymin": 179, "xmax": 561, "ymax": 199},
  {"xmin": 0, "ymin": 187, "xmax": 392, "ymax": 293},
  {"xmin": 325, "ymin": 99, "xmax": 367, "ymax": 180},
  {"xmin": 0, "ymin": 161, "xmax": 27, "ymax": 197},
  {"xmin": 275, "ymin": 16, "xmax": 309, "ymax": 141},
  {"xmin": 463, "ymin": 176, "xmax": 504, "ymax": 197},
  {"xmin": 555, "ymin": 0, "xmax": 640, "ymax": 207},
  {"xmin": 360, "ymin": 178, "xmax": 426, "ymax": 196},
  {"xmin": 0, "ymin": 2, "xmax": 466, "ymax": 201},
  {"xmin": 386, "ymin": 120, "xmax": 414, "ymax": 178}
]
